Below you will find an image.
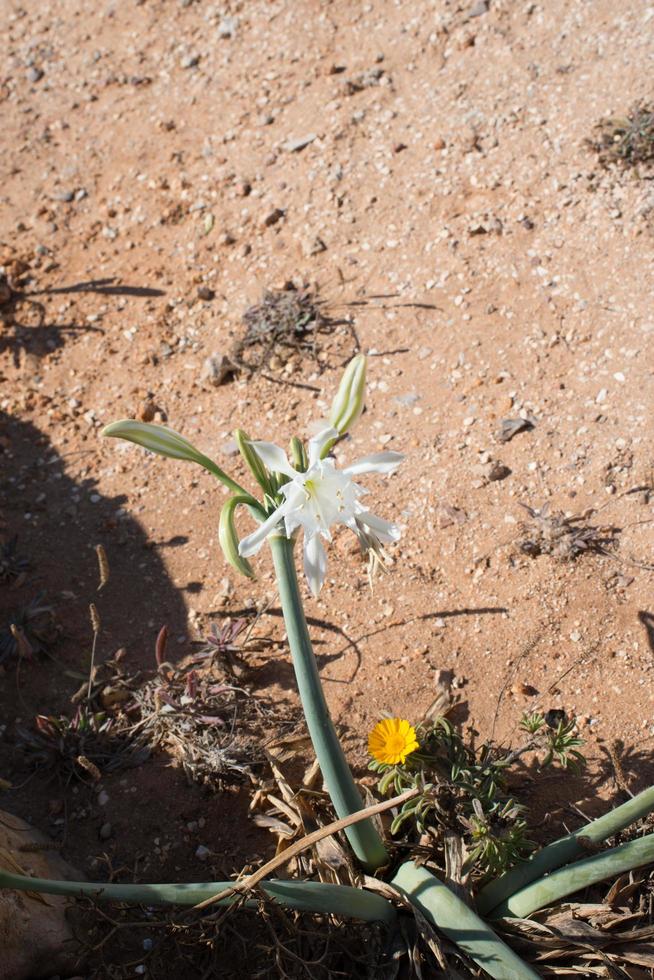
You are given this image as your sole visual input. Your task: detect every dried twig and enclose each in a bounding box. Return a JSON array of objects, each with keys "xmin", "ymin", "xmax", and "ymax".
[
  {"xmin": 194, "ymin": 787, "xmax": 419, "ymax": 910},
  {"xmin": 87, "ymin": 604, "xmax": 101, "ymax": 700}
]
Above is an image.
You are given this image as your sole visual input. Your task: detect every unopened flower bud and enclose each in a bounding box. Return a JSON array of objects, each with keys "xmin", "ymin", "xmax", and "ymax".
[
  {"xmin": 102, "ymin": 419, "xmax": 250, "ymax": 499},
  {"xmin": 289, "ymin": 436, "xmax": 308, "ymax": 472},
  {"xmin": 234, "ymin": 429, "xmax": 272, "ymax": 492},
  {"xmin": 102, "ymin": 420, "xmax": 207, "ymax": 465},
  {"xmin": 328, "ymin": 354, "xmax": 366, "ymax": 438}
]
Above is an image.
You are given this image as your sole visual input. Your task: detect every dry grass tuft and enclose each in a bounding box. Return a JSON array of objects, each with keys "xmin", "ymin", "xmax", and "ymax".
[
  {"xmin": 588, "ymin": 102, "xmax": 654, "ymax": 171},
  {"xmin": 231, "ymin": 283, "xmax": 356, "ymax": 381}
]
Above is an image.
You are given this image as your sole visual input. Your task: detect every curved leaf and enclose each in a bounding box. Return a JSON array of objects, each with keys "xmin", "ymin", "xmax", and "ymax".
[{"xmin": 219, "ymin": 496, "xmax": 256, "ymax": 579}]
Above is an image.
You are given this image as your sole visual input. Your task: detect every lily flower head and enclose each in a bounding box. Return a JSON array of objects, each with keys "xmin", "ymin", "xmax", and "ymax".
[{"xmin": 238, "ymin": 427, "xmax": 402, "ymax": 595}]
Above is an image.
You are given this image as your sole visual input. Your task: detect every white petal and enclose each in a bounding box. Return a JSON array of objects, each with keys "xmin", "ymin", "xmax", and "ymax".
[
  {"xmin": 306, "ymin": 417, "xmax": 329, "ymax": 438},
  {"xmin": 308, "ymin": 427, "xmax": 339, "ymax": 465},
  {"xmin": 357, "ymin": 509, "xmax": 401, "ymax": 542},
  {"xmin": 303, "ymin": 534, "xmax": 327, "ymax": 596},
  {"xmin": 238, "ymin": 502, "xmax": 290, "ymax": 557},
  {"xmin": 343, "ymin": 452, "xmax": 404, "ymax": 477},
  {"xmin": 248, "ymin": 440, "xmax": 296, "ymax": 477}
]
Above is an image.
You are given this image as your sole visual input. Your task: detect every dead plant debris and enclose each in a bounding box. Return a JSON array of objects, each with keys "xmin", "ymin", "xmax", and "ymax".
[
  {"xmin": 76, "ymin": 895, "xmax": 391, "ymax": 980},
  {"xmin": 128, "ymin": 656, "xmax": 300, "ymax": 790},
  {"xmin": 0, "ymin": 593, "xmax": 59, "ymax": 663},
  {"xmin": 15, "ymin": 706, "xmax": 147, "ymax": 785},
  {"xmin": 588, "ymin": 102, "xmax": 654, "ymax": 171},
  {"xmin": 231, "ymin": 282, "xmax": 356, "ymax": 379},
  {"xmin": 516, "ymin": 503, "xmax": 619, "ymax": 561},
  {"xmin": 0, "ymin": 535, "xmax": 29, "ymax": 585},
  {"xmin": 499, "ymin": 863, "xmax": 654, "ymax": 976}
]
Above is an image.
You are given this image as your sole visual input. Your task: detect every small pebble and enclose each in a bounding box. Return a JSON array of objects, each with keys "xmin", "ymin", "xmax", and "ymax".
[
  {"xmin": 469, "ymin": 0, "xmax": 489, "ymax": 16},
  {"xmin": 395, "ymin": 392, "xmax": 420, "ymax": 406},
  {"xmin": 303, "ymin": 235, "xmax": 327, "ymax": 256},
  {"xmin": 99, "ymin": 822, "xmax": 112, "ymax": 840},
  {"xmin": 195, "ymin": 844, "xmax": 211, "ymax": 861},
  {"xmin": 283, "ymin": 134, "xmax": 317, "ymax": 153},
  {"xmin": 137, "ymin": 399, "xmax": 157, "ymax": 422},
  {"xmin": 201, "ymin": 353, "xmax": 233, "ymax": 386},
  {"xmin": 488, "ymin": 462, "xmax": 511, "ymax": 481},
  {"xmin": 51, "ymin": 190, "xmax": 74, "ymax": 203},
  {"xmin": 180, "ymin": 54, "xmax": 200, "ymax": 69},
  {"xmin": 218, "ymin": 15, "xmax": 238, "ymax": 38},
  {"xmin": 261, "ymin": 208, "xmax": 284, "ymax": 228}
]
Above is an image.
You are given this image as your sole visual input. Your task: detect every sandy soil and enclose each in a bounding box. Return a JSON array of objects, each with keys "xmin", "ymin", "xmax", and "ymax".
[{"xmin": 2, "ymin": 0, "xmax": 654, "ymax": 974}]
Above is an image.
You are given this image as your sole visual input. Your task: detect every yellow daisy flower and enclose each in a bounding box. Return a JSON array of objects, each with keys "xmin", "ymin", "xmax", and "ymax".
[{"xmin": 368, "ymin": 718, "xmax": 419, "ymax": 765}]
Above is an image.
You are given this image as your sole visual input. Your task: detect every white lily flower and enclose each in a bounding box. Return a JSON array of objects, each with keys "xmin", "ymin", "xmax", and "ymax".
[{"xmin": 238, "ymin": 427, "xmax": 402, "ymax": 595}]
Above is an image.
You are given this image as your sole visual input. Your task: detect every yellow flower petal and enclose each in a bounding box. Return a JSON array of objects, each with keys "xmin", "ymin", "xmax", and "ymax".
[{"xmin": 368, "ymin": 718, "xmax": 419, "ymax": 765}]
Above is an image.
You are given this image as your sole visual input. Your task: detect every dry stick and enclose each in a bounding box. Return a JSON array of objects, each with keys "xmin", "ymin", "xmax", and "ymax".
[
  {"xmin": 241, "ymin": 594, "xmax": 276, "ymax": 648},
  {"xmin": 87, "ymin": 604, "xmax": 100, "ymax": 700},
  {"xmin": 193, "ymin": 787, "xmax": 419, "ymax": 911}
]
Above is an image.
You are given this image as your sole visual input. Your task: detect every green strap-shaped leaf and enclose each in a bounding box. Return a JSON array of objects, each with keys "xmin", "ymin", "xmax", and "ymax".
[
  {"xmin": 219, "ymin": 496, "xmax": 256, "ymax": 578},
  {"xmin": 477, "ymin": 783, "xmax": 654, "ymax": 916},
  {"xmin": 0, "ymin": 868, "xmax": 396, "ymax": 923}
]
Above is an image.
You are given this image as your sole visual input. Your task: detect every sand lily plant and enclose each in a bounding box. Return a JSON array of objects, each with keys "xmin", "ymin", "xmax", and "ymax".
[{"xmin": 3, "ymin": 354, "xmax": 654, "ymax": 979}]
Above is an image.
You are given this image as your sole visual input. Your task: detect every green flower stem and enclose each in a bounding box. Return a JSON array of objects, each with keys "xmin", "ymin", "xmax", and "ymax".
[
  {"xmin": 0, "ymin": 870, "xmax": 395, "ymax": 923},
  {"xmin": 477, "ymin": 784, "xmax": 654, "ymax": 916},
  {"xmin": 269, "ymin": 533, "xmax": 389, "ymax": 872},
  {"xmin": 489, "ymin": 832, "xmax": 654, "ymax": 919},
  {"xmin": 196, "ymin": 453, "xmax": 264, "ymax": 512},
  {"xmin": 101, "ymin": 421, "xmax": 260, "ymax": 508},
  {"xmin": 390, "ymin": 862, "xmax": 541, "ymax": 980}
]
